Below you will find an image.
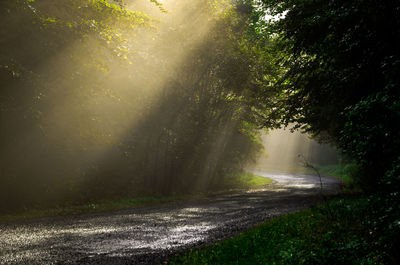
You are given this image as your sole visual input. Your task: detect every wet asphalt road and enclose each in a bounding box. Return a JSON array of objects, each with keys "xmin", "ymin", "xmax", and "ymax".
[{"xmin": 0, "ymin": 172, "xmax": 342, "ymax": 265}]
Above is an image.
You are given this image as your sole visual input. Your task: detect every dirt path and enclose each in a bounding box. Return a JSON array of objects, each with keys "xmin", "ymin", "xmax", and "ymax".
[{"xmin": 0, "ymin": 172, "xmax": 342, "ymax": 265}]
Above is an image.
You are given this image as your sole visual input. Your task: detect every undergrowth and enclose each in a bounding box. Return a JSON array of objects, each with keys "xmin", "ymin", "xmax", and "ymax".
[
  {"xmin": 318, "ymin": 163, "xmax": 361, "ymax": 190},
  {"xmin": 168, "ymin": 196, "xmax": 398, "ymax": 265},
  {"xmin": 219, "ymin": 172, "xmax": 273, "ymax": 189},
  {"xmin": 0, "ymin": 172, "xmax": 272, "ymax": 221}
]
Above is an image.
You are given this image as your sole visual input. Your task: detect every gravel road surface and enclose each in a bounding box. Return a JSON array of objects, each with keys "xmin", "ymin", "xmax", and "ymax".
[{"xmin": 0, "ymin": 172, "xmax": 342, "ymax": 265}]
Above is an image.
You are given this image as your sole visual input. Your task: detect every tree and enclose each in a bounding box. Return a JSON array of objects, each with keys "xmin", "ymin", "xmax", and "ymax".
[
  {"xmin": 0, "ymin": 0, "xmax": 268, "ymax": 211},
  {"xmin": 0, "ymin": 0, "xmax": 154, "ymax": 210},
  {"xmin": 254, "ymin": 0, "xmax": 400, "ymax": 188}
]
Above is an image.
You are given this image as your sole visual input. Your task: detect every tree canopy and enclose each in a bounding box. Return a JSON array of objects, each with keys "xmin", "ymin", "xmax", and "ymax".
[
  {"xmin": 254, "ymin": 0, "xmax": 400, "ymax": 188},
  {"xmin": 1, "ymin": 0, "xmax": 399, "ymax": 213},
  {"xmin": 0, "ymin": 0, "xmax": 271, "ymax": 211}
]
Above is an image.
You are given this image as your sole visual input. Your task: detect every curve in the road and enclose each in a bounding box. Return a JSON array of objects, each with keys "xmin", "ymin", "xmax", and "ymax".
[{"xmin": 0, "ymin": 172, "xmax": 342, "ymax": 265}]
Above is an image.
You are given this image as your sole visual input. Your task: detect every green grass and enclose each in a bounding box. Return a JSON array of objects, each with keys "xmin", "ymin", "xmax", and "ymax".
[
  {"xmin": 224, "ymin": 172, "xmax": 273, "ymax": 189},
  {"xmin": 0, "ymin": 172, "xmax": 272, "ymax": 221},
  {"xmin": 318, "ymin": 163, "xmax": 360, "ymax": 186},
  {"xmin": 167, "ymin": 196, "xmax": 391, "ymax": 265},
  {"xmin": 254, "ymin": 162, "xmax": 361, "ymax": 192},
  {"xmin": 0, "ymin": 195, "xmax": 184, "ymax": 222},
  {"xmin": 253, "ymin": 163, "xmax": 316, "ymax": 175}
]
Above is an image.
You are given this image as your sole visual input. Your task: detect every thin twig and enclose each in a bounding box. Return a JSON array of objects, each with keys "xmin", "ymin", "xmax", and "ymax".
[{"xmin": 298, "ymin": 154, "xmax": 334, "ymax": 219}]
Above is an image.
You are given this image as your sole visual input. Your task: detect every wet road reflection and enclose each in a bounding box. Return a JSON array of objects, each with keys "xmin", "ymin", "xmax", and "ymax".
[{"xmin": 0, "ymin": 172, "xmax": 342, "ymax": 265}]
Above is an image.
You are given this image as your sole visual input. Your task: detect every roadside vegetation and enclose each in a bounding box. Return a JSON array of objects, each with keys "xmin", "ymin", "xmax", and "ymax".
[
  {"xmin": 0, "ymin": 0, "xmax": 268, "ymax": 213},
  {"xmin": 168, "ymin": 195, "xmax": 398, "ymax": 265},
  {"xmin": 167, "ymin": 159, "xmax": 400, "ymax": 264},
  {"xmin": 254, "ymin": 161, "xmax": 358, "ymax": 190},
  {"xmin": 217, "ymin": 172, "xmax": 273, "ymax": 190},
  {"xmin": 318, "ymin": 163, "xmax": 361, "ymax": 190},
  {"xmin": 1, "ymin": 0, "xmax": 399, "ymax": 263},
  {"xmin": 0, "ymin": 172, "xmax": 272, "ymax": 221}
]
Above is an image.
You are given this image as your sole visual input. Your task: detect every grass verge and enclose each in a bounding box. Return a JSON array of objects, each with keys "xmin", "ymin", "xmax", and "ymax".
[
  {"xmin": 167, "ymin": 196, "xmax": 394, "ymax": 265},
  {"xmin": 0, "ymin": 196, "xmax": 184, "ymax": 222},
  {"xmin": 318, "ymin": 163, "xmax": 360, "ymax": 188},
  {"xmin": 253, "ymin": 163, "xmax": 361, "ymax": 192},
  {"xmin": 221, "ymin": 171, "xmax": 273, "ymax": 189},
  {"xmin": 0, "ymin": 172, "xmax": 272, "ymax": 222}
]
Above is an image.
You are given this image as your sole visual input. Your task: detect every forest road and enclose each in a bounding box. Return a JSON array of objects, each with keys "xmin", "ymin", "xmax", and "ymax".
[{"xmin": 0, "ymin": 171, "xmax": 342, "ymax": 265}]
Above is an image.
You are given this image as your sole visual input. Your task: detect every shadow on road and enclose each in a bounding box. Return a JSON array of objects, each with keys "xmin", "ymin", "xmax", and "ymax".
[{"xmin": 0, "ymin": 172, "xmax": 342, "ymax": 265}]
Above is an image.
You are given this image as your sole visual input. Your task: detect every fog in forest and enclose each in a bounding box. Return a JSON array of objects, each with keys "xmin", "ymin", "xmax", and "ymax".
[
  {"xmin": 0, "ymin": 0, "xmax": 339, "ymax": 212},
  {"xmin": 253, "ymin": 129, "xmax": 339, "ymax": 173}
]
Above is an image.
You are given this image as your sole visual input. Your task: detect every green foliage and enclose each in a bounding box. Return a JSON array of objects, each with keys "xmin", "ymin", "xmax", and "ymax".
[
  {"xmin": 0, "ymin": 173, "xmax": 272, "ymax": 221},
  {"xmin": 0, "ymin": 0, "xmax": 156, "ymax": 212},
  {"xmin": 215, "ymin": 172, "xmax": 273, "ymax": 190},
  {"xmin": 0, "ymin": 0, "xmax": 269, "ymax": 212},
  {"xmin": 237, "ymin": 2, "xmax": 400, "ymax": 263},
  {"xmin": 252, "ymin": 0, "xmax": 400, "ymax": 189},
  {"xmin": 168, "ymin": 196, "xmax": 398, "ymax": 264},
  {"xmin": 149, "ymin": 0, "xmax": 167, "ymax": 13},
  {"xmin": 366, "ymin": 158, "xmax": 400, "ymax": 262},
  {"xmin": 318, "ymin": 162, "xmax": 360, "ymax": 190},
  {"xmin": 0, "ymin": 195, "xmax": 182, "ymax": 222},
  {"xmin": 340, "ymin": 91, "xmax": 400, "ymax": 188}
]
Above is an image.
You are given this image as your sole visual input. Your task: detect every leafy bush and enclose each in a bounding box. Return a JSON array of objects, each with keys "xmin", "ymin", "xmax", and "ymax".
[
  {"xmin": 168, "ymin": 196, "xmax": 398, "ymax": 264},
  {"xmin": 256, "ymin": 0, "xmax": 400, "ymax": 190}
]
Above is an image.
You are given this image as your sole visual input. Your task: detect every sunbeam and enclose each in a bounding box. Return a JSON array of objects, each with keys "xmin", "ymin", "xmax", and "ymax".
[
  {"xmin": 0, "ymin": 0, "xmax": 255, "ymax": 209},
  {"xmin": 253, "ymin": 128, "xmax": 339, "ymax": 174}
]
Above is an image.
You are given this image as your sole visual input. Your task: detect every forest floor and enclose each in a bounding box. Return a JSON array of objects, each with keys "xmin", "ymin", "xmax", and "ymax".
[
  {"xmin": 0, "ymin": 172, "xmax": 342, "ymax": 265},
  {"xmin": 0, "ymin": 173, "xmax": 272, "ymax": 222}
]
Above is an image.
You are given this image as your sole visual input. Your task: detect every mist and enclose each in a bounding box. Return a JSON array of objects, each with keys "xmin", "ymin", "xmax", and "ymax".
[
  {"xmin": 252, "ymin": 128, "xmax": 339, "ymax": 173},
  {"xmin": 1, "ymin": 0, "xmax": 339, "ymax": 212},
  {"xmin": 0, "ymin": 0, "xmax": 266, "ymax": 212}
]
